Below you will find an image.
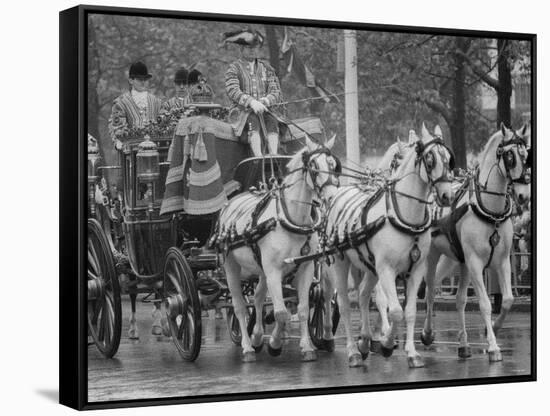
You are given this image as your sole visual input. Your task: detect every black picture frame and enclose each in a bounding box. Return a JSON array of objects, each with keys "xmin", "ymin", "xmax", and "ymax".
[{"xmin": 60, "ymin": 4, "xmax": 536, "ymax": 410}]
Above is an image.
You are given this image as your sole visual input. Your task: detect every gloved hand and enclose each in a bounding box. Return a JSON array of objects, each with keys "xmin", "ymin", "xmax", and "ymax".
[{"xmin": 249, "ymin": 99, "xmax": 267, "ymax": 114}]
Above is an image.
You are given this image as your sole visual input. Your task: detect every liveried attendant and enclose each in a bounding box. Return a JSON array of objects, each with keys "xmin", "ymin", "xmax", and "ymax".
[
  {"xmin": 107, "ymin": 61, "xmax": 165, "ymax": 338},
  {"xmin": 224, "ymin": 29, "xmax": 282, "ymax": 157},
  {"xmin": 108, "ymin": 61, "xmax": 163, "ymax": 149},
  {"xmin": 162, "ymin": 68, "xmax": 204, "ymax": 113}
]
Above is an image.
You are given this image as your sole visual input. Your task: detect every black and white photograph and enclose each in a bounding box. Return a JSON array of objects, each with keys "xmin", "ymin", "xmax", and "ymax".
[{"xmin": 60, "ymin": 3, "xmax": 534, "ymax": 410}]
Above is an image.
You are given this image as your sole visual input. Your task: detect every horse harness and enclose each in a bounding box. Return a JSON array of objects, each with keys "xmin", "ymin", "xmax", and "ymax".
[
  {"xmin": 431, "ymin": 135, "xmax": 529, "ymax": 273},
  {"xmin": 210, "ymin": 147, "xmax": 336, "ymax": 269},
  {"xmin": 322, "ymin": 138, "xmax": 455, "ymax": 276},
  {"xmin": 323, "ymin": 180, "xmax": 432, "ymax": 277}
]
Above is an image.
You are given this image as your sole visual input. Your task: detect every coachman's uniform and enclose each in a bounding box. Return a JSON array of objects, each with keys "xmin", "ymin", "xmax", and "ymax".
[
  {"xmin": 161, "ymin": 95, "xmax": 189, "ymax": 113},
  {"xmin": 108, "ymin": 61, "xmax": 163, "ymax": 143},
  {"xmin": 109, "ymin": 91, "xmax": 163, "ymax": 140},
  {"xmin": 225, "ymin": 58, "xmax": 282, "ymax": 139}
]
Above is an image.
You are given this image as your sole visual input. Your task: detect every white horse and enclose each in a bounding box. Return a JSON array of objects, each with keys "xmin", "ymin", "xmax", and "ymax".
[
  {"xmin": 313, "ymin": 130, "xmax": 432, "ymax": 353},
  {"xmin": 216, "ymin": 136, "xmax": 340, "ymax": 362},
  {"xmin": 322, "ymin": 123, "xmax": 454, "ymax": 368},
  {"xmin": 370, "ymin": 127, "xmax": 441, "ymax": 348},
  {"xmin": 421, "ymin": 124, "xmax": 531, "ymax": 362}
]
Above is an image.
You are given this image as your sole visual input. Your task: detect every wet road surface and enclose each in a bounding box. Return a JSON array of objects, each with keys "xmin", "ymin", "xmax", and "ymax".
[{"xmin": 88, "ymin": 298, "xmax": 532, "ymax": 402}]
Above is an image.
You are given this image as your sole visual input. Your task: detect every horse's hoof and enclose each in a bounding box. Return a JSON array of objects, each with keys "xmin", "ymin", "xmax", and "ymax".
[
  {"xmin": 420, "ymin": 330, "xmax": 435, "ymax": 346},
  {"xmin": 357, "ymin": 339, "xmax": 370, "ymax": 360},
  {"xmin": 458, "ymin": 346, "xmax": 472, "ymax": 359},
  {"xmin": 488, "ymin": 350, "xmax": 503, "ymax": 363},
  {"xmin": 267, "ymin": 343, "xmax": 282, "ymax": 357},
  {"xmin": 242, "ymin": 351, "xmax": 256, "ymax": 363},
  {"xmin": 301, "ymin": 350, "xmax": 318, "ymax": 362},
  {"xmin": 370, "ymin": 340, "xmax": 382, "ymax": 354},
  {"xmin": 407, "ymin": 355, "xmax": 425, "ymax": 368},
  {"xmin": 253, "ymin": 342, "xmax": 264, "ymax": 353},
  {"xmin": 348, "ymin": 354, "xmax": 363, "ymax": 368},
  {"xmin": 128, "ymin": 331, "xmax": 139, "ymax": 340},
  {"xmin": 380, "ymin": 344, "xmax": 395, "ymax": 358},
  {"xmin": 319, "ymin": 339, "xmax": 335, "ymax": 352},
  {"xmin": 151, "ymin": 325, "xmax": 162, "ymax": 336}
]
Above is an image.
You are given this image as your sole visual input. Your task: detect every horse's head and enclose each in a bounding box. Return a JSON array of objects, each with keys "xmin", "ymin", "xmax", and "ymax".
[
  {"xmin": 301, "ymin": 135, "xmax": 341, "ymax": 195},
  {"xmin": 285, "ymin": 136, "xmax": 340, "ymax": 196},
  {"xmin": 415, "ymin": 123, "xmax": 454, "ymax": 206},
  {"xmin": 498, "ymin": 123, "xmax": 531, "ymax": 205},
  {"xmin": 378, "ymin": 135, "xmax": 413, "ymax": 175}
]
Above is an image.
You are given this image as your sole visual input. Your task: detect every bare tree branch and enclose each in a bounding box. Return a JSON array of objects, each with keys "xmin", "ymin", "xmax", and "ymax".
[{"xmin": 390, "ymin": 86, "xmax": 452, "ymax": 126}]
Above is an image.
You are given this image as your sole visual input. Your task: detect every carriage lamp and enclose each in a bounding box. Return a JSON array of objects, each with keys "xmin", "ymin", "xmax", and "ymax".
[
  {"xmin": 87, "ymin": 139, "xmax": 101, "ymax": 215},
  {"xmin": 136, "ymin": 135, "xmax": 160, "ymax": 213}
]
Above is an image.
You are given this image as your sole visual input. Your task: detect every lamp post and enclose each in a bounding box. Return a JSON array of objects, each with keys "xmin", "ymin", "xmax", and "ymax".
[{"xmin": 344, "ymin": 29, "xmax": 360, "ymax": 177}]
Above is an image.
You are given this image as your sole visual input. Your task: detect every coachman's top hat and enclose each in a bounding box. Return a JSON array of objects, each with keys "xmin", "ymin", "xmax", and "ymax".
[
  {"xmin": 174, "ymin": 67, "xmax": 189, "ymax": 84},
  {"xmin": 222, "ymin": 29, "xmax": 264, "ymax": 47},
  {"xmin": 129, "ymin": 61, "xmax": 152, "ymax": 80}
]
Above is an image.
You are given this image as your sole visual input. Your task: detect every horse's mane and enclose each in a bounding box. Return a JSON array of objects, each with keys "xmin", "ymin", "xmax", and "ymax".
[
  {"xmin": 393, "ymin": 142, "xmax": 418, "ymax": 177},
  {"xmin": 477, "ymin": 130, "xmax": 503, "ymax": 167},
  {"xmin": 378, "ymin": 141, "xmax": 415, "ymax": 171},
  {"xmin": 286, "ymin": 147, "xmax": 308, "ymax": 173},
  {"xmin": 378, "ymin": 142, "xmax": 401, "ymax": 170}
]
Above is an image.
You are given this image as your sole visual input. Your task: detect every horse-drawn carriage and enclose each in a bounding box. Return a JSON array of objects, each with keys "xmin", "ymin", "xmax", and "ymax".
[{"xmin": 87, "ymin": 105, "xmax": 338, "ymax": 361}]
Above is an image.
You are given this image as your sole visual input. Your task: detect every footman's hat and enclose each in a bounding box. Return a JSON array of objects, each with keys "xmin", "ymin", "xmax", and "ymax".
[
  {"xmin": 222, "ymin": 28, "xmax": 264, "ymax": 47},
  {"xmin": 129, "ymin": 61, "xmax": 152, "ymax": 80},
  {"xmin": 174, "ymin": 67, "xmax": 189, "ymax": 84},
  {"xmin": 187, "ymin": 69, "xmax": 203, "ymax": 85}
]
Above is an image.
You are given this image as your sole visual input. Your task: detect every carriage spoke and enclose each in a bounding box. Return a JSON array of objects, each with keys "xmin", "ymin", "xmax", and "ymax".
[
  {"xmin": 97, "ymin": 308, "xmax": 105, "ymax": 342},
  {"xmin": 104, "ymin": 293, "xmax": 115, "ymax": 343},
  {"xmin": 88, "ymin": 269, "xmax": 99, "ymax": 281},
  {"xmin": 166, "ymin": 270, "xmax": 182, "ymax": 293},
  {"xmin": 88, "ymin": 250, "xmax": 100, "ymax": 277},
  {"xmin": 177, "ymin": 311, "xmax": 186, "ymax": 342}
]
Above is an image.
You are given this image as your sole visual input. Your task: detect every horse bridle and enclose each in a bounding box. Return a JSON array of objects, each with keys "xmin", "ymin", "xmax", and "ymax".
[
  {"xmin": 496, "ymin": 134, "xmax": 531, "ymax": 185},
  {"xmin": 415, "ymin": 138, "xmax": 455, "ymax": 186},
  {"xmin": 301, "ymin": 147, "xmax": 342, "ymax": 194}
]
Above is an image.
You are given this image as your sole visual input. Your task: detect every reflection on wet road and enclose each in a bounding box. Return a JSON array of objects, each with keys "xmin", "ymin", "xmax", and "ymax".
[{"xmin": 88, "ymin": 298, "xmax": 531, "ymax": 402}]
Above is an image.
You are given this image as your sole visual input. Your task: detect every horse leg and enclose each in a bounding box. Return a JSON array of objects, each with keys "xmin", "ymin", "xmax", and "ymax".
[
  {"xmin": 371, "ymin": 283, "xmax": 389, "ymax": 353},
  {"xmin": 492, "ymin": 259, "xmax": 514, "ymax": 336},
  {"xmin": 357, "ymin": 270, "xmax": 378, "ymax": 359},
  {"xmin": 225, "ymin": 255, "xmax": 255, "ymax": 362},
  {"xmin": 151, "ymin": 293, "xmax": 163, "ymax": 336},
  {"xmin": 263, "ymin": 264, "xmax": 287, "ymax": 355},
  {"xmin": 421, "ymin": 249, "xmax": 441, "ymax": 346},
  {"xmin": 404, "ymin": 262, "xmax": 426, "ymax": 368},
  {"xmin": 377, "ymin": 265, "xmax": 402, "ymax": 357},
  {"xmin": 466, "ymin": 256, "xmax": 502, "ymax": 362},
  {"xmin": 128, "ymin": 291, "xmax": 139, "ymax": 340},
  {"xmin": 251, "ymin": 274, "xmax": 267, "ymax": 352},
  {"xmin": 296, "ymin": 261, "xmax": 317, "ymax": 361},
  {"xmin": 331, "ymin": 257, "xmax": 362, "ymax": 366},
  {"xmin": 456, "ymin": 263, "xmax": 472, "ymax": 359}
]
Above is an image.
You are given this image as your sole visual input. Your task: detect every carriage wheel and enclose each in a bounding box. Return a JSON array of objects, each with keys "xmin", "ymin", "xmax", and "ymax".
[
  {"xmin": 308, "ymin": 284, "xmax": 339, "ymax": 349},
  {"xmin": 163, "ymin": 247, "xmax": 202, "ymax": 362},
  {"xmin": 87, "ymin": 218, "xmax": 122, "ymax": 358},
  {"xmin": 308, "ymin": 283, "xmax": 325, "ymax": 349}
]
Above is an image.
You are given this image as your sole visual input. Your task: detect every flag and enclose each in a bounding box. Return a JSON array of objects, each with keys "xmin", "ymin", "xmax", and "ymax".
[{"xmin": 281, "ymin": 27, "xmax": 339, "ymax": 104}]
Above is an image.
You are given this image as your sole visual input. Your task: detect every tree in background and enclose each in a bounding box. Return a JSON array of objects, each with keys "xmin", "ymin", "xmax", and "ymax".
[{"xmin": 87, "ymin": 14, "xmax": 531, "ymax": 167}]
